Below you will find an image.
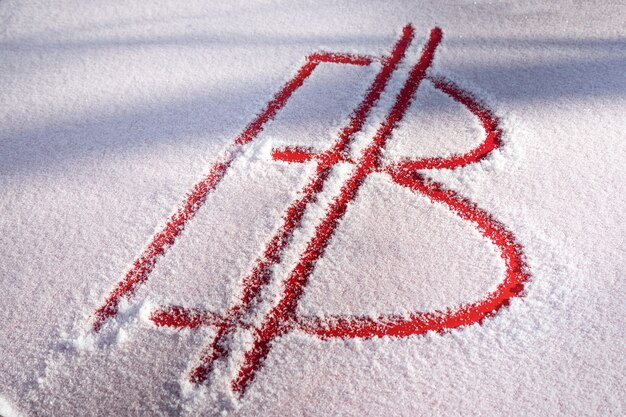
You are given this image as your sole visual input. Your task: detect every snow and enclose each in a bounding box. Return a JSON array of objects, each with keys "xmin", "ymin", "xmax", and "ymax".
[
  {"xmin": 0, "ymin": 395, "xmax": 22, "ymax": 417},
  {"xmin": 299, "ymin": 172, "xmax": 506, "ymax": 316},
  {"xmin": 1, "ymin": 1, "xmax": 625, "ymax": 416}
]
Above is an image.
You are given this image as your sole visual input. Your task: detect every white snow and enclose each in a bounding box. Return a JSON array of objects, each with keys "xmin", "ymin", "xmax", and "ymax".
[
  {"xmin": 299, "ymin": 172, "xmax": 506, "ymax": 316},
  {"xmin": 0, "ymin": 395, "xmax": 23, "ymax": 417},
  {"xmin": 1, "ymin": 1, "xmax": 625, "ymax": 416}
]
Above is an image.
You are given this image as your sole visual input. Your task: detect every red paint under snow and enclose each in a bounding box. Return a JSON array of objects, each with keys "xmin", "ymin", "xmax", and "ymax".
[
  {"xmin": 271, "ymin": 146, "xmax": 317, "ymax": 163},
  {"xmin": 93, "ymin": 24, "xmax": 529, "ymax": 397}
]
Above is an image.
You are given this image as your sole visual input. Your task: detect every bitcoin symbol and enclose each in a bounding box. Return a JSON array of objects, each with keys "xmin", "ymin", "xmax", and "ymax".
[{"xmin": 92, "ymin": 24, "xmax": 529, "ymax": 396}]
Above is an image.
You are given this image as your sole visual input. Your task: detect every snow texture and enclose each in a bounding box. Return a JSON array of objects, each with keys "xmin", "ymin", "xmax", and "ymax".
[{"xmin": 1, "ymin": 1, "xmax": 625, "ymax": 416}]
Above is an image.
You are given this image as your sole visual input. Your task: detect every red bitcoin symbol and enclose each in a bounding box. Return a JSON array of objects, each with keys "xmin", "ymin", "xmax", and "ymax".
[{"xmin": 92, "ymin": 25, "xmax": 529, "ymax": 396}]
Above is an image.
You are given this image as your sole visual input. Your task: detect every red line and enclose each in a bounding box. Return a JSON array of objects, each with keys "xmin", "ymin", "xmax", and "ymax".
[
  {"xmin": 391, "ymin": 75, "xmax": 501, "ymax": 171},
  {"xmin": 271, "ymin": 146, "xmax": 352, "ymax": 164},
  {"xmin": 92, "ymin": 160, "xmax": 232, "ymax": 331},
  {"xmin": 308, "ymin": 52, "xmax": 374, "ymax": 66},
  {"xmin": 91, "ymin": 44, "xmax": 372, "ymax": 332},
  {"xmin": 294, "ymin": 74, "xmax": 528, "ymax": 339},
  {"xmin": 150, "ymin": 306, "xmax": 224, "ymax": 329},
  {"xmin": 231, "ymin": 27, "xmax": 443, "ymax": 395},
  {"xmin": 177, "ymin": 24, "xmax": 416, "ymax": 386},
  {"xmin": 271, "ymin": 146, "xmax": 317, "ymax": 163},
  {"xmin": 296, "ymin": 172, "xmax": 527, "ymax": 338},
  {"xmin": 137, "ymin": 25, "xmax": 528, "ymax": 399}
]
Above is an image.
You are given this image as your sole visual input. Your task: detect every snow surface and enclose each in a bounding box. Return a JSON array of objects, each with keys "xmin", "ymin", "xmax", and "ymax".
[{"xmin": 1, "ymin": 1, "xmax": 625, "ymax": 416}]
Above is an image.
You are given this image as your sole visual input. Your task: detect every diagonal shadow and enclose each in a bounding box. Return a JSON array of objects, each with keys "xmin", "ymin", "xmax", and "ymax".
[{"xmin": 1, "ymin": 33, "xmax": 624, "ymax": 177}]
